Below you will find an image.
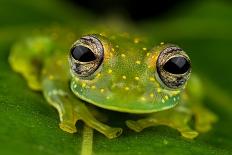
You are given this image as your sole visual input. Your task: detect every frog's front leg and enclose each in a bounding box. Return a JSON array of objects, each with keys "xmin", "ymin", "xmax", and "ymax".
[
  {"xmin": 42, "ymin": 78, "xmax": 122, "ymax": 139},
  {"xmin": 126, "ymin": 106, "xmax": 199, "ymax": 139}
]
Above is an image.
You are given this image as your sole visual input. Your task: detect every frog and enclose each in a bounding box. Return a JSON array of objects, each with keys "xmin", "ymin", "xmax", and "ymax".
[{"xmin": 9, "ymin": 27, "xmax": 217, "ymax": 139}]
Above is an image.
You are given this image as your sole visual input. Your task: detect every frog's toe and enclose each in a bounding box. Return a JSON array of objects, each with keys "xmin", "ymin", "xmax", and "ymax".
[
  {"xmin": 194, "ymin": 107, "xmax": 218, "ymax": 133},
  {"xmin": 105, "ymin": 128, "xmax": 123, "ymax": 139},
  {"xmin": 195, "ymin": 117, "xmax": 217, "ymax": 133},
  {"xmin": 59, "ymin": 122, "xmax": 77, "ymax": 133},
  {"xmin": 180, "ymin": 130, "xmax": 199, "ymax": 139},
  {"xmin": 126, "ymin": 120, "xmax": 143, "ymax": 132}
]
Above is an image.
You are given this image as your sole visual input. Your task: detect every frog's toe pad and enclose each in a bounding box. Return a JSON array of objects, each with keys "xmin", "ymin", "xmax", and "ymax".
[
  {"xmin": 181, "ymin": 130, "xmax": 199, "ymax": 139},
  {"xmin": 106, "ymin": 128, "xmax": 123, "ymax": 139},
  {"xmin": 194, "ymin": 106, "xmax": 218, "ymax": 133},
  {"xmin": 126, "ymin": 120, "xmax": 143, "ymax": 132},
  {"xmin": 195, "ymin": 113, "xmax": 218, "ymax": 133},
  {"xmin": 59, "ymin": 122, "xmax": 77, "ymax": 133}
]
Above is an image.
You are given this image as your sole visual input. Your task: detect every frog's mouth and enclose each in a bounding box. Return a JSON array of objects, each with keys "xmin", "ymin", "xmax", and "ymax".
[{"xmin": 71, "ymin": 80, "xmax": 180, "ymax": 114}]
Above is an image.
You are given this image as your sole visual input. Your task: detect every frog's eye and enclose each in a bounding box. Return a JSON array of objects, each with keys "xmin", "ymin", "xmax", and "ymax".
[
  {"xmin": 69, "ymin": 35, "xmax": 104, "ymax": 77},
  {"xmin": 71, "ymin": 45, "xmax": 96, "ymax": 62},
  {"xmin": 156, "ymin": 46, "xmax": 191, "ymax": 89}
]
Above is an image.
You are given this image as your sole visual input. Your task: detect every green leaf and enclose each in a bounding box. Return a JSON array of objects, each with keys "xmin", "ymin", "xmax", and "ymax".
[{"xmin": 0, "ymin": 0, "xmax": 232, "ymax": 155}]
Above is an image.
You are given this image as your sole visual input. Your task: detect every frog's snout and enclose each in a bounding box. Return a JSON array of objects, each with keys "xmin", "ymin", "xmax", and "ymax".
[{"xmin": 109, "ymin": 81, "xmax": 144, "ymax": 95}]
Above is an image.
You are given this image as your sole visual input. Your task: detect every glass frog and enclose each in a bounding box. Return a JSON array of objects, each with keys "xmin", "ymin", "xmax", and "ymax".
[{"xmin": 9, "ymin": 28, "xmax": 217, "ymax": 139}]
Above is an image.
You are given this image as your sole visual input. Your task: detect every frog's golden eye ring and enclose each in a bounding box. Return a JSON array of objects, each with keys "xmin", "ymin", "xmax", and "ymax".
[
  {"xmin": 156, "ymin": 45, "xmax": 191, "ymax": 89},
  {"xmin": 69, "ymin": 35, "xmax": 104, "ymax": 77}
]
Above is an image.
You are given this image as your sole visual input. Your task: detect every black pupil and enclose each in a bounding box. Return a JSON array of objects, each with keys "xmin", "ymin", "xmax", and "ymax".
[
  {"xmin": 163, "ymin": 57, "xmax": 190, "ymax": 74},
  {"xmin": 71, "ymin": 45, "xmax": 96, "ymax": 62}
]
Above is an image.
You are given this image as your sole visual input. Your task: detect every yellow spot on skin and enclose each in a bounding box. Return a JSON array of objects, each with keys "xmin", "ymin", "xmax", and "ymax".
[
  {"xmin": 141, "ymin": 97, "xmax": 146, "ymax": 101},
  {"xmin": 135, "ymin": 77, "xmax": 140, "ymax": 81},
  {"xmin": 149, "ymin": 77, "xmax": 155, "ymax": 81},
  {"xmin": 100, "ymin": 89, "xmax": 104, "ymax": 93},
  {"xmin": 148, "ymin": 65, "xmax": 151, "ymax": 69},
  {"xmin": 142, "ymin": 47, "xmax": 147, "ymax": 51},
  {"xmin": 162, "ymin": 99, "xmax": 165, "ymax": 103},
  {"xmin": 125, "ymin": 87, "xmax": 130, "ymax": 91},
  {"xmin": 82, "ymin": 83, "xmax": 86, "ymax": 88},
  {"xmin": 111, "ymin": 48, "xmax": 115, "ymax": 52},
  {"xmin": 108, "ymin": 69, "xmax": 113, "ymax": 74},
  {"xmin": 116, "ymin": 45, "xmax": 119, "ymax": 48},
  {"xmin": 165, "ymin": 95, "xmax": 169, "ymax": 100},
  {"xmin": 157, "ymin": 88, "xmax": 161, "ymax": 93},
  {"xmin": 91, "ymin": 86, "xmax": 96, "ymax": 89},
  {"xmin": 136, "ymin": 60, "xmax": 141, "ymax": 64},
  {"xmin": 134, "ymin": 38, "xmax": 140, "ymax": 44},
  {"xmin": 49, "ymin": 75, "xmax": 54, "ymax": 80},
  {"xmin": 122, "ymin": 75, "xmax": 127, "ymax": 79},
  {"xmin": 96, "ymin": 73, "xmax": 101, "ymax": 78},
  {"xmin": 150, "ymin": 93, "xmax": 154, "ymax": 98},
  {"xmin": 74, "ymin": 77, "xmax": 79, "ymax": 82},
  {"xmin": 174, "ymin": 91, "xmax": 180, "ymax": 95},
  {"xmin": 146, "ymin": 53, "xmax": 151, "ymax": 56},
  {"xmin": 121, "ymin": 54, "xmax": 126, "ymax": 58},
  {"xmin": 160, "ymin": 42, "xmax": 164, "ymax": 45}
]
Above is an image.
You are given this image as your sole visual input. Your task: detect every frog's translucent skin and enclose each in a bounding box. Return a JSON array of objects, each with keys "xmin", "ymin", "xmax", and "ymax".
[{"xmin": 9, "ymin": 27, "xmax": 217, "ymax": 139}]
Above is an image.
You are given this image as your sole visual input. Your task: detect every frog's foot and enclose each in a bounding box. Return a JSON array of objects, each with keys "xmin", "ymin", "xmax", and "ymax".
[
  {"xmin": 55, "ymin": 100, "xmax": 122, "ymax": 138},
  {"xmin": 42, "ymin": 79, "xmax": 122, "ymax": 139},
  {"xmin": 53, "ymin": 103, "xmax": 79, "ymax": 134},
  {"xmin": 74, "ymin": 104, "xmax": 122, "ymax": 139},
  {"xmin": 192, "ymin": 105, "xmax": 218, "ymax": 133},
  {"xmin": 126, "ymin": 109, "xmax": 199, "ymax": 139},
  {"xmin": 53, "ymin": 100, "xmax": 122, "ymax": 138},
  {"xmin": 79, "ymin": 116, "xmax": 122, "ymax": 139}
]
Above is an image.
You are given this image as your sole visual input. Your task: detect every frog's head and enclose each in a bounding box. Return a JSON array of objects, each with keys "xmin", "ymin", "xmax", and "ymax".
[{"xmin": 69, "ymin": 34, "xmax": 191, "ymax": 113}]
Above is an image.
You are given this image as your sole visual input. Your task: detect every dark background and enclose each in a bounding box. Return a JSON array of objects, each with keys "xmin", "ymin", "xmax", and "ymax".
[{"xmin": 70, "ymin": 0, "xmax": 193, "ymax": 21}]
